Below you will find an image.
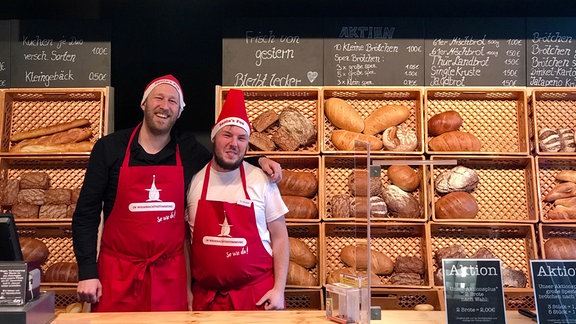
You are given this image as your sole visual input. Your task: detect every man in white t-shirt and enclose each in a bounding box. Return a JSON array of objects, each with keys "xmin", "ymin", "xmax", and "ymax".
[{"xmin": 186, "ymin": 89, "xmax": 288, "ymax": 311}]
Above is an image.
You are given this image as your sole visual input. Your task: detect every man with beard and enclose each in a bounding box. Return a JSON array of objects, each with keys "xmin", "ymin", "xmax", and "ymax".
[
  {"xmin": 186, "ymin": 89, "xmax": 289, "ymax": 311},
  {"xmin": 72, "ymin": 75, "xmax": 281, "ymax": 312}
]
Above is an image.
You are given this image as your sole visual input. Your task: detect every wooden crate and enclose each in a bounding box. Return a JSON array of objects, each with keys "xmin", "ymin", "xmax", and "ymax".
[
  {"xmin": 321, "ymin": 87, "xmax": 424, "ymax": 155},
  {"xmin": 371, "ymin": 288, "xmax": 443, "ymax": 311},
  {"xmin": 530, "ymin": 88, "xmax": 576, "ymax": 156},
  {"xmin": 215, "ymin": 86, "xmax": 321, "ymax": 155},
  {"xmin": 429, "ymin": 156, "xmax": 538, "ymax": 223},
  {"xmin": 0, "ymin": 87, "xmax": 113, "ymax": 156},
  {"xmin": 269, "ymin": 155, "xmax": 320, "ymax": 223},
  {"xmin": 0, "ymin": 156, "xmax": 88, "ymax": 222},
  {"xmin": 322, "ymin": 222, "xmax": 432, "ymax": 289},
  {"xmin": 538, "ymin": 223, "xmax": 576, "ymax": 259},
  {"xmin": 322, "ymin": 155, "xmax": 427, "ymax": 222},
  {"xmin": 287, "ymin": 223, "xmax": 321, "ymax": 288},
  {"xmin": 285, "ymin": 288, "xmax": 324, "ymax": 310},
  {"xmin": 424, "ymin": 88, "xmax": 530, "ymax": 155},
  {"xmin": 429, "ymin": 222, "xmax": 537, "ymax": 290},
  {"xmin": 535, "ymin": 156, "xmax": 576, "ymax": 223}
]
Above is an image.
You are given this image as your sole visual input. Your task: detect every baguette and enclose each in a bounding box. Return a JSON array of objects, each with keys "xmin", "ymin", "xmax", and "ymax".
[
  {"xmin": 11, "ymin": 128, "xmax": 92, "ymax": 152},
  {"xmin": 331, "ymin": 129, "xmax": 383, "ymax": 151},
  {"xmin": 11, "ymin": 119, "xmax": 90, "ymax": 142},
  {"xmin": 15, "ymin": 141, "xmax": 94, "ymax": 153},
  {"xmin": 277, "ymin": 170, "xmax": 318, "ymax": 197}
]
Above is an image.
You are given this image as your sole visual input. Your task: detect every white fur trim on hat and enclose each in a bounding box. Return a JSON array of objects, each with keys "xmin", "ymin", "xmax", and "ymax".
[
  {"xmin": 140, "ymin": 75, "xmax": 185, "ymax": 117},
  {"xmin": 210, "ymin": 117, "xmax": 251, "ymax": 141}
]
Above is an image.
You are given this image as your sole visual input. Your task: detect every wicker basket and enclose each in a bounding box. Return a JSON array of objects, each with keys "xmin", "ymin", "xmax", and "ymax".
[
  {"xmin": 322, "ymin": 155, "xmax": 427, "ymax": 222},
  {"xmin": 1, "ymin": 156, "xmax": 88, "ymax": 222},
  {"xmin": 429, "ymin": 222, "xmax": 537, "ymax": 290},
  {"xmin": 321, "ymin": 87, "xmax": 424, "ymax": 155},
  {"xmin": 530, "ymin": 88, "xmax": 576, "ymax": 156},
  {"xmin": 321, "ymin": 222, "xmax": 432, "ymax": 289},
  {"xmin": 287, "ymin": 223, "xmax": 321, "ymax": 288},
  {"xmin": 429, "ymin": 156, "xmax": 538, "ymax": 223},
  {"xmin": 424, "ymin": 88, "xmax": 530, "ymax": 155},
  {"xmin": 538, "ymin": 223, "xmax": 576, "ymax": 259},
  {"xmin": 269, "ymin": 155, "xmax": 320, "ymax": 223},
  {"xmin": 535, "ymin": 156, "xmax": 576, "ymax": 223},
  {"xmin": 215, "ymin": 86, "xmax": 321, "ymax": 155},
  {"xmin": 371, "ymin": 288, "xmax": 443, "ymax": 311},
  {"xmin": 285, "ymin": 288, "xmax": 324, "ymax": 310},
  {"xmin": 0, "ymin": 87, "xmax": 113, "ymax": 156}
]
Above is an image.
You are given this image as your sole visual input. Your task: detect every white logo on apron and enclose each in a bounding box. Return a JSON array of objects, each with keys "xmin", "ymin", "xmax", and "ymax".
[
  {"xmin": 203, "ymin": 210, "xmax": 247, "ymax": 247},
  {"xmin": 129, "ymin": 174, "xmax": 175, "ymax": 212}
]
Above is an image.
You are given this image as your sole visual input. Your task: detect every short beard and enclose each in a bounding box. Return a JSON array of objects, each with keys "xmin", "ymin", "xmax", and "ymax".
[{"xmin": 214, "ymin": 153, "xmax": 242, "ymax": 171}]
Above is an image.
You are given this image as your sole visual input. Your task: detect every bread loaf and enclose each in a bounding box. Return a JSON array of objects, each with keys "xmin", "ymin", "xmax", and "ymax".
[
  {"xmin": 435, "ymin": 166, "xmax": 479, "ymax": 194},
  {"xmin": 427, "ymin": 110, "xmax": 463, "ymax": 136},
  {"xmin": 67, "ymin": 204, "xmax": 77, "ymax": 218},
  {"xmin": 434, "ymin": 191, "xmax": 479, "ymax": 219},
  {"xmin": 544, "ymin": 182, "xmax": 576, "ymax": 202},
  {"xmin": 331, "ymin": 130, "xmax": 383, "ymax": 151},
  {"xmin": 538, "ymin": 128, "xmax": 561, "ymax": 152},
  {"xmin": 381, "ymin": 185, "xmax": 420, "ymax": 218},
  {"xmin": 555, "ymin": 196, "xmax": 576, "ymax": 207},
  {"xmin": 39, "ymin": 204, "xmax": 68, "ymax": 219},
  {"xmin": 350, "ymin": 196, "xmax": 388, "ymax": 218},
  {"xmin": 15, "ymin": 141, "xmax": 94, "ymax": 153},
  {"xmin": 0, "ymin": 179, "xmax": 20, "ymax": 206},
  {"xmin": 382, "ymin": 125, "xmax": 418, "ymax": 152},
  {"xmin": 289, "ymin": 237, "xmax": 316, "ymax": 268},
  {"xmin": 71, "ymin": 188, "xmax": 81, "ymax": 204},
  {"xmin": 470, "ymin": 247, "xmax": 496, "ymax": 259},
  {"xmin": 278, "ymin": 106, "xmax": 316, "ymax": 147},
  {"xmin": 18, "ymin": 189, "xmax": 46, "ymax": 205},
  {"xmin": 434, "ymin": 244, "xmax": 466, "ymax": 264},
  {"xmin": 282, "ymin": 195, "xmax": 318, "ymax": 219},
  {"xmin": 324, "ymin": 98, "xmax": 364, "ymax": 132},
  {"xmin": 287, "ymin": 261, "xmax": 316, "ymax": 286},
  {"xmin": 249, "ymin": 132, "xmax": 276, "ymax": 151},
  {"xmin": 340, "ymin": 244, "xmax": 394, "ymax": 275},
  {"xmin": 277, "ymin": 170, "xmax": 318, "ymax": 197},
  {"xmin": 44, "ymin": 262, "xmax": 78, "ymax": 283},
  {"xmin": 428, "ymin": 131, "xmax": 481, "ymax": 152},
  {"xmin": 544, "ymin": 238, "xmax": 576, "ymax": 260},
  {"xmin": 44, "ymin": 188, "xmax": 72, "ymax": 205},
  {"xmin": 251, "ymin": 110, "xmax": 279, "ymax": 132},
  {"xmin": 11, "ymin": 118, "xmax": 90, "ymax": 142},
  {"xmin": 330, "ymin": 194, "xmax": 350, "ymax": 218},
  {"xmin": 348, "ymin": 169, "xmax": 382, "ymax": 197},
  {"xmin": 502, "ymin": 267, "xmax": 527, "ymax": 288},
  {"xmin": 11, "ymin": 127, "xmax": 92, "ymax": 152},
  {"xmin": 20, "ymin": 172, "xmax": 50, "ymax": 189},
  {"xmin": 556, "ymin": 170, "xmax": 576, "ymax": 183},
  {"xmin": 271, "ymin": 126, "xmax": 300, "ymax": 151},
  {"xmin": 387, "ymin": 165, "xmax": 420, "ymax": 192},
  {"xmin": 558, "ymin": 128, "xmax": 576, "ymax": 152},
  {"xmin": 390, "ymin": 272, "xmax": 423, "ymax": 286},
  {"xmin": 326, "ymin": 267, "xmax": 381, "ymax": 285},
  {"xmin": 11, "ymin": 203, "xmax": 39, "ymax": 218},
  {"xmin": 394, "ymin": 256, "xmax": 425, "ymax": 274},
  {"xmin": 19, "ymin": 237, "xmax": 49, "ymax": 265},
  {"xmin": 364, "ymin": 105, "xmax": 410, "ymax": 136}
]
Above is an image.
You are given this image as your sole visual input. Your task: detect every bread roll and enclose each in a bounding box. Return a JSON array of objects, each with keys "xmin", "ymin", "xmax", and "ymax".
[
  {"xmin": 348, "ymin": 169, "xmax": 382, "ymax": 197},
  {"xmin": 324, "ymin": 98, "xmax": 364, "ymax": 132},
  {"xmin": 544, "ymin": 238, "xmax": 576, "ymax": 260},
  {"xmin": 19, "ymin": 237, "xmax": 49, "ymax": 265},
  {"xmin": 44, "ymin": 262, "xmax": 78, "ymax": 282},
  {"xmin": 11, "ymin": 118, "xmax": 90, "ymax": 142},
  {"xmin": 339, "ymin": 244, "xmax": 394, "ymax": 275},
  {"xmin": 277, "ymin": 170, "xmax": 318, "ymax": 197},
  {"xmin": 289, "ymin": 237, "xmax": 316, "ymax": 268},
  {"xmin": 427, "ymin": 110, "xmax": 463, "ymax": 136},
  {"xmin": 435, "ymin": 191, "xmax": 478, "ymax": 219},
  {"xmin": 287, "ymin": 261, "xmax": 316, "ymax": 286},
  {"xmin": 381, "ymin": 185, "xmax": 420, "ymax": 218},
  {"xmin": 382, "ymin": 125, "xmax": 418, "ymax": 152},
  {"xmin": 20, "ymin": 172, "xmax": 50, "ymax": 190},
  {"xmin": 331, "ymin": 129, "xmax": 383, "ymax": 151},
  {"xmin": 364, "ymin": 105, "xmax": 410, "ymax": 136},
  {"xmin": 387, "ymin": 165, "xmax": 420, "ymax": 192},
  {"xmin": 544, "ymin": 182, "xmax": 576, "ymax": 202},
  {"xmin": 414, "ymin": 304, "xmax": 435, "ymax": 311},
  {"xmin": 428, "ymin": 131, "xmax": 481, "ymax": 152},
  {"xmin": 435, "ymin": 166, "xmax": 479, "ymax": 194},
  {"xmin": 556, "ymin": 170, "xmax": 576, "ymax": 183},
  {"xmin": 282, "ymin": 195, "xmax": 318, "ymax": 219}
]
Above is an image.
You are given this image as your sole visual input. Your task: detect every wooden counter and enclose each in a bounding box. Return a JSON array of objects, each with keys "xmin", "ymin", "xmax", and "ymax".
[{"xmin": 52, "ymin": 310, "xmax": 536, "ymax": 323}]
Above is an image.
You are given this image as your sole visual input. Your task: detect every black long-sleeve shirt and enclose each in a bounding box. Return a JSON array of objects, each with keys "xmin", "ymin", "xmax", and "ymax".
[{"xmin": 72, "ymin": 126, "xmax": 212, "ymax": 280}]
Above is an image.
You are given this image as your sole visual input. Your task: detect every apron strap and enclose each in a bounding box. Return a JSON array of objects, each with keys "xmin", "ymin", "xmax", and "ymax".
[{"xmin": 122, "ymin": 123, "xmax": 182, "ymax": 167}]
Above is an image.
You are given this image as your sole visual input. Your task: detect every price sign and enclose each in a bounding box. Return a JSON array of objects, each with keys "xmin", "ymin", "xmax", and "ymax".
[
  {"xmin": 531, "ymin": 260, "xmax": 576, "ymax": 324},
  {"xmin": 0, "ymin": 262, "xmax": 27, "ymax": 306},
  {"xmin": 443, "ymin": 259, "xmax": 506, "ymax": 324}
]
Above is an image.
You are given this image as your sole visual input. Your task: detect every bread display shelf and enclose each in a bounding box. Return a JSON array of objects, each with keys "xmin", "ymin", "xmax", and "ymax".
[
  {"xmin": 287, "ymin": 223, "xmax": 321, "ymax": 288},
  {"xmin": 371, "ymin": 288, "xmax": 443, "ymax": 311},
  {"xmin": 0, "ymin": 87, "xmax": 113, "ymax": 156},
  {"xmin": 538, "ymin": 223, "xmax": 576, "ymax": 259},
  {"xmin": 530, "ymin": 88, "xmax": 576, "ymax": 156},
  {"xmin": 215, "ymin": 86, "xmax": 321, "ymax": 155},
  {"xmin": 429, "ymin": 222, "xmax": 537, "ymax": 289},
  {"xmin": 285, "ymin": 288, "xmax": 324, "ymax": 310},
  {"xmin": 17, "ymin": 222, "xmax": 74, "ymax": 274},
  {"xmin": 535, "ymin": 156, "xmax": 576, "ymax": 223},
  {"xmin": 322, "ymin": 155, "xmax": 427, "ymax": 222},
  {"xmin": 321, "ymin": 222, "xmax": 432, "ymax": 289},
  {"xmin": 322, "ymin": 87, "xmax": 424, "ymax": 155},
  {"xmin": 1, "ymin": 156, "xmax": 88, "ymax": 222},
  {"xmin": 429, "ymin": 156, "xmax": 538, "ymax": 223},
  {"xmin": 424, "ymin": 88, "xmax": 530, "ymax": 155}
]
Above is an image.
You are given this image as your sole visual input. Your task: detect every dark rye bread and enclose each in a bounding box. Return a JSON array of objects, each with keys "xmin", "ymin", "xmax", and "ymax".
[
  {"xmin": 249, "ymin": 132, "xmax": 276, "ymax": 151},
  {"xmin": 271, "ymin": 126, "xmax": 300, "ymax": 151},
  {"xmin": 252, "ymin": 110, "xmax": 279, "ymax": 132},
  {"xmin": 278, "ymin": 106, "xmax": 316, "ymax": 147}
]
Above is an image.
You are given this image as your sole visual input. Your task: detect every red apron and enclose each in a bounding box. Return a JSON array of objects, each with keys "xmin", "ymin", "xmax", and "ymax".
[
  {"xmin": 191, "ymin": 161, "xmax": 274, "ymax": 311},
  {"xmin": 93, "ymin": 125, "xmax": 187, "ymax": 312}
]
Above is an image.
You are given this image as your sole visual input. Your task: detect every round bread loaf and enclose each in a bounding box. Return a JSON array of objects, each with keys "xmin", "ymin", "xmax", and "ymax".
[
  {"xmin": 427, "ymin": 110, "xmax": 463, "ymax": 136},
  {"xmin": 435, "ymin": 191, "xmax": 478, "ymax": 219},
  {"xmin": 382, "ymin": 125, "xmax": 418, "ymax": 152},
  {"xmin": 435, "ymin": 166, "xmax": 479, "ymax": 194},
  {"xmin": 324, "ymin": 98, "xmax": 364, "ymax": 132},
  {"xmin": 387, "ymin": 165, "xmax": 420, "ymax": 192},
  {"xmin": 20, "ymin": 237, "xmax": 49, "ymax": 265},
  {"xmin": 350, "ymin": 196, "xmax": 388, "ymax": 218},
  {"xmin": 381, "ymin": 185, "xmax": 420, "ymax": 218}
]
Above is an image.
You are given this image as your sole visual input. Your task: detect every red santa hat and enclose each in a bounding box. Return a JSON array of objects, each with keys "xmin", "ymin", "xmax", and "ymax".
[
  {"xmin": 211, "ymin": 89, "xmax": 251, "ymax": 140},
  {"xmin": 140, "ymin": 74, "xmax": 185, "ymax": 117}
]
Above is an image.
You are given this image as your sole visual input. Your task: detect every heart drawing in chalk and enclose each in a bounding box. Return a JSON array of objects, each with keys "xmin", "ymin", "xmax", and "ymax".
[{"xmin": 307, "ymin": 71, "xmax": 318, "ymax": 83}]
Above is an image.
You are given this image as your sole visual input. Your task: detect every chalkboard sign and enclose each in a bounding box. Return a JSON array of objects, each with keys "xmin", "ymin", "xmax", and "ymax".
[
  {"xmin": 425, "ymin": 17, "xmax": 526, "ymax": 87},
  {"xmin": 222, "ymin": 18, "xmax": 323, "ymax": 87},
  {"xmin": 10, "ymin": 20, "xmax": 111, "ymax": 88},
  {"xmin": 323, "ymin": 18, "xmax": 425, "ymax": 86},
  {"xmin": 527, "ymin": 17, "xmax": 576, "ymax": 87},
  {"xmin": 0, "ymin": 20, "xmax": 10, "ymax": 88}
]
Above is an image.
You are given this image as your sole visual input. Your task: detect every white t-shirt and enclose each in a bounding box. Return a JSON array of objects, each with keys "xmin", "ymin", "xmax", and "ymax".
[{"xmin": 186, "ymin": 161, "xmax": 288, "ymax": 255}]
